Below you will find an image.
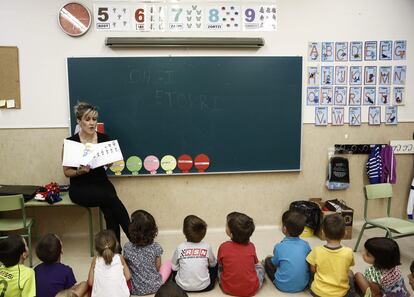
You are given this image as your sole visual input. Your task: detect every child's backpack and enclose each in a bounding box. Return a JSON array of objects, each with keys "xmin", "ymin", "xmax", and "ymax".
[
  {"xmin": 289, "ymin": 200, "xmax": 321, "ymax": 231},
  {"xmin": 326, "ymin": 156, "xmax": 350, "ymax": 190}
]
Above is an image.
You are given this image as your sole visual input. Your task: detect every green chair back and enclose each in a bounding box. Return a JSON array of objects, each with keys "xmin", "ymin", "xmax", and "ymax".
[
  {"xmin": 0, "ymin": 194, "xmax": 25, "ymax": 211},
  {"xmin": 365, "ymin": 183, "xmax": 393, "ymax": 200}
]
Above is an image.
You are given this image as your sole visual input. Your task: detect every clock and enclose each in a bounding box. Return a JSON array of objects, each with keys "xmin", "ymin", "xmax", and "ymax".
[{"xmin": 58, "ymin": 2, "xmax": 91, "ymax": 37}]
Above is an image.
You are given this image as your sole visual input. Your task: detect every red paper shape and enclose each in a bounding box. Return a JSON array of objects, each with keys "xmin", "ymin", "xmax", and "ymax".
[
  {"xmin": 96, "ymin": 122, "xmax": 105, "ymax": 133},
  {"xmin": 194, "ymin": 154, "xmax": 210, "ymax": 172},
  {"xmin": 177, "ymin": 154, "xmax": 193, "ymax": 173}
]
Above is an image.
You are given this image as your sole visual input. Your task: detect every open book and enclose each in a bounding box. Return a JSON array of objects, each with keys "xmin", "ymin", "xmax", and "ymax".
[{"xmin": 62, "ymin": 139, "xmax": 123, "ymax": 169}]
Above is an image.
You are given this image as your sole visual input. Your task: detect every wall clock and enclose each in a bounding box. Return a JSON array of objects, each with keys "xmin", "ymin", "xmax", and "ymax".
[{"xmin": 58, "ymin": 2, "xmax": 91, "ymax": 37}]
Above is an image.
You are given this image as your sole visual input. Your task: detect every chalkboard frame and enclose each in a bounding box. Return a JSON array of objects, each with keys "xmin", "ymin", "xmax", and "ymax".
[{"xmin": 67, "ymin": 56, "xmax": 303, "ymax": 175}]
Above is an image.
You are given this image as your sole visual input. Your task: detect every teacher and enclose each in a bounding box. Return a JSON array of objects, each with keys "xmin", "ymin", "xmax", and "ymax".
[{"xmin": 63, "ymin": 102, "xmax": 130, "ymax": 243}]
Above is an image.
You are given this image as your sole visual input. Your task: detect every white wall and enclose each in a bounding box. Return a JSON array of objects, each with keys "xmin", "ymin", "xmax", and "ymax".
[{"xmin": 0, "ymin": 0, "xmax": 413, "ymax": 128}]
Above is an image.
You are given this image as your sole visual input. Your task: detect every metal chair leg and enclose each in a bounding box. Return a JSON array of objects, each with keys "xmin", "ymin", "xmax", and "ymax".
[
  {"xmin": 28, "ymin": 228, "xmax": 33, "ymax": 267},
  {"xmin": 86, "ymin": 207, "xmax": 94, "ymax": 257},
  {"xmin": 354, "ymin": 223, "xmax": 367, "ymax": 252},
  {"xmin": 99, "ymin": 209, "xmax": 104, "ymax": 231}
]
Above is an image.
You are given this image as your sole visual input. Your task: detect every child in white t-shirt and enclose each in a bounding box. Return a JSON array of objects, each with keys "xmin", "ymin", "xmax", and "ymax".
[
  {"xmin": 88, "ymin": 230, "xmax": 131, "ymax": 297},
  {"xmin": 172, "ymin": 215, "xmax": 218, "ymax": 292}
]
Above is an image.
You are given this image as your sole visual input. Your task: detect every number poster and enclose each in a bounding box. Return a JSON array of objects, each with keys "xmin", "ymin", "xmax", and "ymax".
[
  {"xmin": 94, "ymin": 1, "xmax": 277, "ymax": 32},
  {"xmin": 305, "ymin": 39, "xmax": 407, "ymax": 126}
]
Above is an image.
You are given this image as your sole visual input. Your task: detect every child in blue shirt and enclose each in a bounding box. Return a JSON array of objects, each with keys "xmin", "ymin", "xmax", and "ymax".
[{"xmin": 264, "ymin": 210, "xmax": 311, "ymax": 292}]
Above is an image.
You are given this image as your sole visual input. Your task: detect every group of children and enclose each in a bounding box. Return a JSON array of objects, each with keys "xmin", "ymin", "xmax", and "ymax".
[{"xmin": 1, "ymin": 209, "xmax": 413, "ymax": 297}]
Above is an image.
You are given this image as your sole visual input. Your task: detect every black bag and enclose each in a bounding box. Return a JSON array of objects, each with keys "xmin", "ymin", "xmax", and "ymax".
[
  {"xmin": 326, "ymin": 156, "xmax": 350, "ymax": 190},
  {"xmin": 289, "ymin": 200, "xmax": 321, "ymax": 230}
]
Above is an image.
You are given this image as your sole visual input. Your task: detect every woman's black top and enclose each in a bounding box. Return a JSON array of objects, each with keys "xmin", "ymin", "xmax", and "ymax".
[{"xmin": 66, "ymin": 132, "xmax": 110, "ymax": 185}]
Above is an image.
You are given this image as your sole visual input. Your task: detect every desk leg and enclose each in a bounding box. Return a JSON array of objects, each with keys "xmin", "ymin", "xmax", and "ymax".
[{"xmin": 85, "ymin": 208, "xmax": 94, "ymax": 256}]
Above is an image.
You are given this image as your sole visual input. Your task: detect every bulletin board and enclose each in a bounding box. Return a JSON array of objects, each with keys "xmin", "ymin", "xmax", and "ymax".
[{"xmin": 0, "ymin": 46, "xmax": 21, "ymax": 109}]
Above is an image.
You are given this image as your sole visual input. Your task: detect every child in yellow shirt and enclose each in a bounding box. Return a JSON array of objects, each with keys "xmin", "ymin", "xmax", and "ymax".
[
  {"xmin": 306, "ymin": 214, "xmax": 354, "ymax": 297},
  {"xmin": 0, "ymin": 234, "xmax": 36, "ymax": 297}
]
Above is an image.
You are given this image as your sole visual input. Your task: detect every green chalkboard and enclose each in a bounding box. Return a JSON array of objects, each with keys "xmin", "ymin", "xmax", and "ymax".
[{"xmin": 67, "ymin": 56, "xmax": 302, "ymax": 174}]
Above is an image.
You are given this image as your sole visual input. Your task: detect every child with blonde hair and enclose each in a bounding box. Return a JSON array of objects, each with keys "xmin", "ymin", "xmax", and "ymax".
[
  {"xmin": 123, "ymin": 209, "xmax": 172, "ymax": 295},
  {"xmin": 88, "ymin": 230, "xmax": 131, "ymax": 297}
]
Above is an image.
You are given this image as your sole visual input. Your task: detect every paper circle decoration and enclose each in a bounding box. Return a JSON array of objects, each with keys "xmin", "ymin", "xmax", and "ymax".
[
  {"xmin": 109, "ymin": 160, "xmax": 125, "ymax": 175},
  {"xmin": 177, "ymin": 154, "xmax": 193, "ymax": 173},
  {"xmin": 160, "ymin": 155, "xmax": 177, "ymax": 174},
  {"xmin": 194, "ymin": 154, "xmax": 210, "ymax": 172},
  {"xmin": 143, "ymin": 155, "xmax": 160, "ymax": 174},
  {"xmin": 126, "ymin": 156, "xmax": 142, "ymax": 175}
]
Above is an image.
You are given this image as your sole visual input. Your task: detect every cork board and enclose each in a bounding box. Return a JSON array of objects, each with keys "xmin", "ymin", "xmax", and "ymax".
[{"xmin": 0, "ymin": 46, "xmax": 21, "ymax": 109}]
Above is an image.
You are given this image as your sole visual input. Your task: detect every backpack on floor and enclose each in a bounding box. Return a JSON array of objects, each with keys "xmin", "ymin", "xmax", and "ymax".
[{"xmin": 289, "ymin": 200, "xmax": 321, "ymax": 231}]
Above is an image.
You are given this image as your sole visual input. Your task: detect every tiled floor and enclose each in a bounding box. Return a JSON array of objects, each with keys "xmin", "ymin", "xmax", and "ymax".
[{"xmin": 31, "ymin": 223, "xmax": 414, "ymax": 296}]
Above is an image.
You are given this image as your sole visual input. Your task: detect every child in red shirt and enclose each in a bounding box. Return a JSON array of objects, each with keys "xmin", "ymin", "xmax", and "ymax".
[{"xmin": 217, "ymin": 212, "xmax": 264, "ymax": 297}]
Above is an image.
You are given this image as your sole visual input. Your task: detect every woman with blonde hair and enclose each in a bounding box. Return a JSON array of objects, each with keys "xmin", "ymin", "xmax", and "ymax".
[{"xmin": 63, "ymin": 102, "xmax": 130, "ymax": 243}]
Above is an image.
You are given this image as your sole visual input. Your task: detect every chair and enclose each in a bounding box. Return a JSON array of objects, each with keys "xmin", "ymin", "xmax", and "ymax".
[
  {"xmin": 0, "ymin": 194, "xmax": 35, "ymax": 266},
  {"xmin": 354, "ymin": 183, "xmax": 414, "ymax": 251}
]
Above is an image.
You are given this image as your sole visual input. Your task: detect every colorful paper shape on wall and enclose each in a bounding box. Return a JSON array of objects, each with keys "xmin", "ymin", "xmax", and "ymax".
[
  {"xmin": 194, "ymin": 154, "xmax": 210, "ymax": 172},
  {"xmin": 110, "ymin": 160, "xmax": 125, "ymax": 175},
  {"xmin": 126, "ymin": 156, "xmax": 142, "ymax": 175},
  {"xmin": 177, "ymin": 154, "xmax": 193, "ymax": 173},
  {"xmin": 144, "ymin": 155, "xmax": 160, "ymax": 174},
  {"xmin": 160, "ymin": 155, "xmax": 177, "ymax": 174}
]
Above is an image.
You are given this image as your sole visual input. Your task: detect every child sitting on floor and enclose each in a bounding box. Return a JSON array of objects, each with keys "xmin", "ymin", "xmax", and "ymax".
[
  {"xmin": 218, "ymin": 211, "xmax": 264, "ymax": 297},
  {"xmin": 264, "ymin": 210, "xmax": 311, "ymax": 293},
  {"xmin": 123, "ymin": 209, "xmax": 172, "ymax": 295},
  {"xmin": 172, "ymin": 215, "xmax": 218, "ymax": 292},
  {"xmin": 35, "ymin": 233, "xmax": 88, "ymax": 297},
  {"xmin": 354, "ymin": 237, "xmax": 410, "ymax": 296},
  {"xmin": 306, "ymin": 214, "xmax": 355, "ymax": 297},
  {"xmin": 0, "ymin": 234, "xmax": 36, "ymax": 297},
  {"xmin": 88, "ymin": 230, "xmax": 131, "ymax": 297}
]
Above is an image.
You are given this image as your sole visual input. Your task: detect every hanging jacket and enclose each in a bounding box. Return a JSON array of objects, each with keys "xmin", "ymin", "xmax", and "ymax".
[
  {"xmin": 407, "ymin": 177, "xmax": 414, "ymax": 219},
  {"xmin": 366, "ymin": 145, "xmax": 382, "ymax": 184},
  {"xmin": 380, "ymin": 144, "xmax": 397, "ymax": 184}
]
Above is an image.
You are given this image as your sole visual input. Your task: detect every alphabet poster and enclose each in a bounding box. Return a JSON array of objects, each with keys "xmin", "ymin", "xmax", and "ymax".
[{"xmin": 305, "ymin": 39, "xmax": 407, "ymax": 126}]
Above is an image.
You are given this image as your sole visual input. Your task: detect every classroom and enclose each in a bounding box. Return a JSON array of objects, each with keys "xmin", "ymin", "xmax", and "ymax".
[{"xmin": 0, "ymin": 0, "xmax": 413, "ymax": 296}]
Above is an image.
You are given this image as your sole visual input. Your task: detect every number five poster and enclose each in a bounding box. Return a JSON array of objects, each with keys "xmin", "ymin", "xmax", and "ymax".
[{"xmin": 94, "ymin": 4, "xmax": 131, "ymax": 31}]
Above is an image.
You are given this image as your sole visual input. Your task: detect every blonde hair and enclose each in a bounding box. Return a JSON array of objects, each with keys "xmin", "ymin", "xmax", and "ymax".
[
  {"xmin": 95, "ymin": 230, "xmax": 117, "ymax": 265},
  {"xmin": 74, "ymin": 101, "xmax": 98, "ymax": 120}
]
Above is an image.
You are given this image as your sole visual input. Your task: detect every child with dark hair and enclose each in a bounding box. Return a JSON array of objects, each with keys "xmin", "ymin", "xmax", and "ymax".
[
  {"xmin": 172, "ymin": 215, "xmax": 218, "ymax": 292},
  {"xmin": 155, "ymin": 281, "xmax": 189, "ymax": 297},
  {"xmin": 123, "ymin": 209, "xmax": 172, "ymax": 295},
  {"xmin": 35, "ymin": 233, "xmax": 88, "ymax": 297},
  {"xmin": 0, "ymin": 234, "xmax": 35, "ymax": 297},
  {"xmin": 217, "ymin": 212, "xmax": 264, "ymax": 297},
  {"xmin": 306, "ymin": 213, "xmax": 355, "ymax": 297},
  {"xmin": 264, "ymin": 210, "xmax": 311, "ymax": 292},
  {"xmin": 355, "ymin": 237, "xmax": 410, "ymax": 296},
  {"xmin": 88, "ymin": 230, "xmax": 131, "ymax": 297}
]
